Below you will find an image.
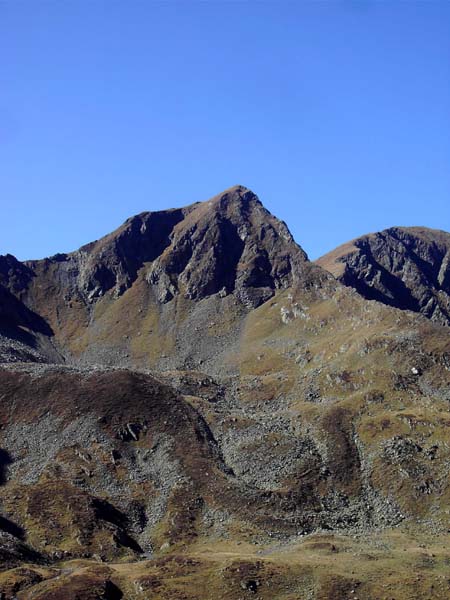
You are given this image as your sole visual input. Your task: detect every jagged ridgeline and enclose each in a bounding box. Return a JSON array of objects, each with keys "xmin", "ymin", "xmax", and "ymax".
[{"xmin": 0, "ymin": 186, "xmax": 449, "ymax": 599}]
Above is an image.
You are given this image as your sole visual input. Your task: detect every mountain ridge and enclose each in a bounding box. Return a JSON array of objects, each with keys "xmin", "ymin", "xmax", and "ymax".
[{"xmin": 0, "ymin": 185, "xmax": 317, "ymax": 371}]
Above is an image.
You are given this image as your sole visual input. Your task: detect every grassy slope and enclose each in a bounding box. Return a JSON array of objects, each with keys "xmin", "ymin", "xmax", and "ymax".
[{"xmin": 1, "ymin": 280, "xmax": 450, "ymax": 598}]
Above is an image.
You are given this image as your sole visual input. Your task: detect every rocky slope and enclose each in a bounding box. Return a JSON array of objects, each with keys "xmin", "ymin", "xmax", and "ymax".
[
  {"xmin": 0, "ymin": 189, "xmax": 450, "ymax": 599},
  {"xmin": 0, "ymin": 255, "xmax": 62, "ymax": 364},
  {"xmin": 317, "ymin": 226, "xmax": 450, "ymax": 326}
]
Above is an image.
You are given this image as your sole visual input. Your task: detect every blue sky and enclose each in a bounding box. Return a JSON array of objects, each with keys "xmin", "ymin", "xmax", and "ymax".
[{"xmin": 1, "ymin": 1, "xmax": 449, "ymax": 261}]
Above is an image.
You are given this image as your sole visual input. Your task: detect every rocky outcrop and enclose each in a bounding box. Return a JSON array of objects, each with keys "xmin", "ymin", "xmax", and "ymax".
[{"xmin": 317, "ymin": 226, "xmax": 450, "ymax": 326}]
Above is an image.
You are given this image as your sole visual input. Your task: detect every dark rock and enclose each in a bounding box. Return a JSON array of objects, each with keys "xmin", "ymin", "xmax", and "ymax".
[
  {"xmin": 241, "ymin": 579, "xmax": 259, "ymax": 593},
  {"xmin": 116, "ymin": 423, "xmax": 142, "ymax": 442}
]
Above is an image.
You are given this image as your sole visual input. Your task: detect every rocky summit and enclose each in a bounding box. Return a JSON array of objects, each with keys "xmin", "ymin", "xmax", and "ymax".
[
  {"xmin": 0, "ymin": 187, "xmax": 450, "ymax": 599},
  {"xmin": 317, "ymin": 226, "xmax": 450, "ymax": 326}
]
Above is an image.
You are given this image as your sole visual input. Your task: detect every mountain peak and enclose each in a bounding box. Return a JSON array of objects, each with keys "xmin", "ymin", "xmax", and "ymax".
[
  {"xmin": 18, "ymin": 186, "xmax": 306, "ymax": 312},
  {"xmin": 0, "ymin": 186, "xmax": 311, "ymax": 369},
  {"xmin": 144, "ymin": 187, "xmax": 305, "ymax": 306},
  {"xmin": 181, "ymin": 185, "xmax": 262, "ymax": 224},
  {"xmin": 210, "ymin": 183, "xmax": 252, "ymax": 197},
  {"xmin": 317, "ymin": 225, "xmax": 450, "ymax": 325}
]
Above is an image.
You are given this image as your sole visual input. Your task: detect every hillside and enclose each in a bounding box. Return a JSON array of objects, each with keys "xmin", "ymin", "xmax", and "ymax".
[{"xmin": 0, "ymin": 189, "xmax": 449, "ymax": 599}]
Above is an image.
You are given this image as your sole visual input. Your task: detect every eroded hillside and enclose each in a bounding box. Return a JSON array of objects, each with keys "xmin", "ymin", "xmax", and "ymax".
[{"xmin": 0, "ymin": 188, "xmax": 449, "ymax": 599}]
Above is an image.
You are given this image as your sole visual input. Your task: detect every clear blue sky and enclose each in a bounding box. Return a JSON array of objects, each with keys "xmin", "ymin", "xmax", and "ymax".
[{"xmin": 1, "ymin": 1, "xmax": 449, "ymax": 261}]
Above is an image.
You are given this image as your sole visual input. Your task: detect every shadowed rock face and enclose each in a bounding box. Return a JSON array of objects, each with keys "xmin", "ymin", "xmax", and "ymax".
[
  {"xmin": 317, "ymin": 226, "xmax": 450, "ymax": 326},
  {"xmin": 0, "ymin": 256, "xmax": 60, "ymax": 364},
  {"xmin": 0, "ymin": 254, "xmax": 34, "ymax": 296}
]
